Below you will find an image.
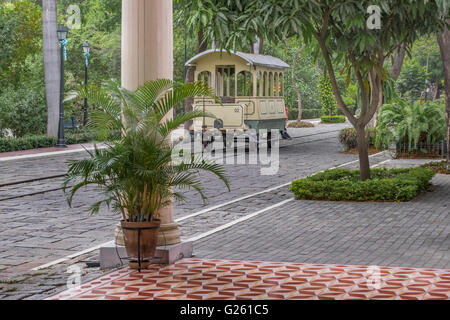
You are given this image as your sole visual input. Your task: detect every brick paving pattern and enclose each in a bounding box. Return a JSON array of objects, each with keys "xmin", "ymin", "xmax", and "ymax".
[{"xmin": 49, "ymin": 258, "xmax": 450, "ymax": 300}]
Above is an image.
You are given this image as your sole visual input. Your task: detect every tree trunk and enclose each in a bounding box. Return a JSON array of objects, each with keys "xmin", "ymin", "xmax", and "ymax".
[
  {"xmin": 184, "ymin": 66, "xmax": 195, "ymax": 130},
  {"xmin": 250, "ymin": 36, "xmax": 264, "ymax": 54},
  {"xmin": 367, "ymin": 42, "xmax": 405, "ymax": 128},
  {"xmin": 356, "ymin": 125, "xmax": 370, "ymax": 181},
  {"xmin": 292, "ymin": 45, "xmax": 306, "ymax": 121},
  {"xmin": 390, "ymin": 42, "xmax": 406, "ymax": 81},
  {"xmin": 197, "ymin": 28, "xmax": 208, "ymax": 53},
  {"xmin": 437, "ymin": 20, "xmax": 450, "ymax": 167},
  {"xmin": 184, "ymin": 28, "xmax": 208, "ymax": 130},
  {"xmin": 42, "ymin": 0, "xmax": 60, "ymax": 137}
]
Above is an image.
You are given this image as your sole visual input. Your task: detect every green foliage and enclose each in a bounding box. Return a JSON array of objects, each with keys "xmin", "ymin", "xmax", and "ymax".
[
  {"xmin": 265, "ymin": 39, "xmax": 322, "ymax": 111},
  {"xmin": 0, "ymin": 129, "xmax": 99, "ymax": 153},
  {"xmin": 177, "ymin": 0, "xmax": 264, "ymax": 51},
  {"xmin": 0, "ymin": 0, "xmax": 42, "ymax": 88},
  {"xmin": 58, "ymin": 0, "xmax": 121, "ymax": 32},
  {"xmin": 375, "ymin": 98, "xmax": 446, "ymax": 151},
  {"xmin": 290, "ymin": 167, "xmax": 435, "ymax": 202},
  {"xmin": 318, "ymin": 76, "xmax": 337, "ymax": 116},
  {"xmin": 339, "ymin": 127, "xmax": 376, "ymax": 150},
  {"xmin": 396, "ymin": 59, "xmax": 429, "ymax": 101},
  {"xmin": 411, "ymin": 35, "xmax": 444, "ymax": 89},
  {"xmin": 321, "ymin": 115, "xmax": 346, "ymax": 123},
  {"xmin": 0, "ymin": 85, "xmax": 46, "ymax": 138},
  {"xmin": 0, "ymin": 135, "xmax": 54, "ymax": 153},
  {"xmin": 55, "ymin": 0, "xmax": 122, "ymax": 123},
  {"xmin": 64, "ymin": 79, "xmax": 230, "ymax": 222},
  {"xmin": 288, "ymin": 108, "xmax": 321, "ymax": 120}
]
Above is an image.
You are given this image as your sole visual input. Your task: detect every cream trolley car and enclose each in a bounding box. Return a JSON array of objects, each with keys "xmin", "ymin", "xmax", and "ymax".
[{"xmin": 185, "ymin": 49, "xmax": 292, "ymax": 141}]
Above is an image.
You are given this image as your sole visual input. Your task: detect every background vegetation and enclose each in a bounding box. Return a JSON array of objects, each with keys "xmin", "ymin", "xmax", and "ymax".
[{"xmin": 0, "ymin": 0, "xmax": 447, "ymax": 161}]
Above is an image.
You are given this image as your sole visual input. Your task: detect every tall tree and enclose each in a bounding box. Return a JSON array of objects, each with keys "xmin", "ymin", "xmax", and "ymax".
[
  {"xmin": 213, "ymin": 0, "xmax": 443, "ymax": 180},
  {"xmin": 42, "ymin": 0, "xmax": 60, "ymax": 137},
  {"xmin": 390, "ymin": 42, "xmax": 406, "ymax": 81},
  {"xmin": 437, "ymin": 19, "xmax": 450, "ymax": 167},
  {"xmin": 250, "ymin": 36, "xmax": 264, "ymax": 54},
  {"xmin": 177, "ymin": 0, "xmax": 214, "ymax": 129},
  {"xmin": 292, "ymin": 44, "xmax": 306, "ymax": 121},
  {"xmin": 0, "ymin": 1, "xmax": 42, "ymax": 88}
]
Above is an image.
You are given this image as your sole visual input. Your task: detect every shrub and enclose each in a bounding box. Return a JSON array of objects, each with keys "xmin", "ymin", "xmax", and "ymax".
[
  {"xmin": 288, "ymin": 121, "xmax": 315, "ymax": 128},
  {"xmin": 375, "ymin": 98, "xmax": 446, "ymax": 151},
  {"xmin": 290, "ymin": 167, "xmax": 435, "ymax": 202},
  {"xmin": 321, "ymin": 115, "xmax": 346, "ymax": 123},
  {"xmin": 288, "ymin": 108, "xmax": 321, "ymax": 120},
  {"xmin": 302, "ymin": 109, "xmax": 322, "ymax": 119},
  {"xmin": 0, "ymin": 85, "xmax": 47, "ymax": 138},
  {"xmin": 0, "ymin": 129, "xmax": 102, "ymax": 153},
  {"xmin": 339, "ymin": 127, "xmax": 376, "ymax": 150},
  {"xmin": 421, "ymin": 161, "xmax": 450, "ymax": 174}
]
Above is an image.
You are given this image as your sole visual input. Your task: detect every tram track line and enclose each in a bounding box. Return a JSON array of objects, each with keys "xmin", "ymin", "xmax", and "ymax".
[
  {"xmin": 176, "ymin": 150, "xmax": 388, "ymax": 223},
  {"xmin": 30, "ymin": 150, "xmax": 389, "ymax": 271},
  {"xmin": 0, "ymin": 129, "xmax": 344, "ymax": 202},
  {"xmin": 181, "ymin": 151, "xmax": 389, "ymax": 243},
  {"xmin": 0, "ymin": 174, "xmax": 66, "ymax": 188}
]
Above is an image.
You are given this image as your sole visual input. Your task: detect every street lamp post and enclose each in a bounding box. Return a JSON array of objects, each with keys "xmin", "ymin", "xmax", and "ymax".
[
  {"xmin": 56, "ymin": 24, "xmax": 69, "ymax": 148},
  {"xmin": 82, "ymin": 40, "xmax": 90, "ymax": 126}
]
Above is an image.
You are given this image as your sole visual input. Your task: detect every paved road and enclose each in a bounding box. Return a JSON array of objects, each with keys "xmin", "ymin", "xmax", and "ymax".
[
  {"xmin": 0, "ymin": 124, "xmax": 355, "ymax": 277},
  {"xmin": 3, "ymin": 123, "xmax": 447, "ymax": 299},
  {"xmin": 194, "ymin": 171, "xmax": 450, "ymax": 269}
]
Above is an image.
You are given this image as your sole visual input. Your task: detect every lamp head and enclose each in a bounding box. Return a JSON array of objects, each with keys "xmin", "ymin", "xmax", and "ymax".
[
  {"xmin": 57, "ymin": 24, "xmax": 69, "ymax": 41},
  {"xmin": 82, "ymin": 40, "xmax": 90, "ymax": 55}
]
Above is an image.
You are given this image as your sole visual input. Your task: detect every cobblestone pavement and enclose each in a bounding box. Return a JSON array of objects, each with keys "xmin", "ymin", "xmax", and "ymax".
[
  {"xmin": 0, "ymin": 124, "xmax": 356, "ymax": 277},
  {"xmin": 2, "ymin": 122, "xmax": 446, "ymax": 299},
  {"xmin": 193, "ymin": 166, "xmax": 450, "ymax": 270}
]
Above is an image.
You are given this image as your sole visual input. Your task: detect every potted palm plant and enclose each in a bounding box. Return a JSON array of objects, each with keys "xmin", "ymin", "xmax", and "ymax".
[{"xmin": 64, "ymin": 79, "xmax": 229, "ymax": 269}]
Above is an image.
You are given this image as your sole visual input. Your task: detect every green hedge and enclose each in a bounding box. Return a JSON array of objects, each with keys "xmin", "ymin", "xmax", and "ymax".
[
  {"xmin": 290, "ymin": 167, "xmax": 435, "ymax": 202},
  {"xmin": 0, "ymin": 130, "xmax": 101, "ymax": 153},
  {"xmin": 288, "ymin": 108, "xmax": 322, "ymax": 120},
  {"xmin": 321, "ymin": 115, "xmax": 346, "ymax": 123},
  {"xmin": 0, "ymin": 85, "xmax": 47, "ymax": 138},
  {"xmin": 339, "ymin": 127, "xmax": 376, "ymax": 150}
]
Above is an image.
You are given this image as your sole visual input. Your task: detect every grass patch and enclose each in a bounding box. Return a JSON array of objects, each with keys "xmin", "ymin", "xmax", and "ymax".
[
  {"xmin": 290, "ymin": 167, "xmax": 435, "ymax": 202},
  {"xmin": 287, "ymin": 121, "xmax": 315, "ymax": 128},
  {"xmin": 422, "ymin": 160, "xmax": 450, "ymax": 174}
]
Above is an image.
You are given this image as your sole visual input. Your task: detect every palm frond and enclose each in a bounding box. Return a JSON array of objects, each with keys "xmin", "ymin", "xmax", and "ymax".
[{"xmin": 64, "ymin": 78, "xmax": 230, "ymax": 222}]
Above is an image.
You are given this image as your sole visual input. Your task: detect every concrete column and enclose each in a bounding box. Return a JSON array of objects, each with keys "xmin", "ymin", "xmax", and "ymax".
[
  {"xmin": 121, "ymin": 0, "xmax": 173, "ymax": 89},
  {"xmin": 120, "ymin": 0, "xmax": 180, "ymax": 245}
]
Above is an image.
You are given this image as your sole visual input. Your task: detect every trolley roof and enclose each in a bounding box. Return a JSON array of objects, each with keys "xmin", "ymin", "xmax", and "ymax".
[{"xmin": 185, "ymin": 49, "xmax": 289, "ymax": 70}]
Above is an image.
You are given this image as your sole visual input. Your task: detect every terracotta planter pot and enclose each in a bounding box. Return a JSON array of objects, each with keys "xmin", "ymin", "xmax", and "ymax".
[{"xmin": 120, "ymin": 220, "xmax": 160, "ymax": 270}]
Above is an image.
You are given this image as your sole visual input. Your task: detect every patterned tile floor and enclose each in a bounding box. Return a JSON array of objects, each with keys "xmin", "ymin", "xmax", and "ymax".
[{"xmin": 50, "ymin": 258, "xmax": 450, "ymax": 300}]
